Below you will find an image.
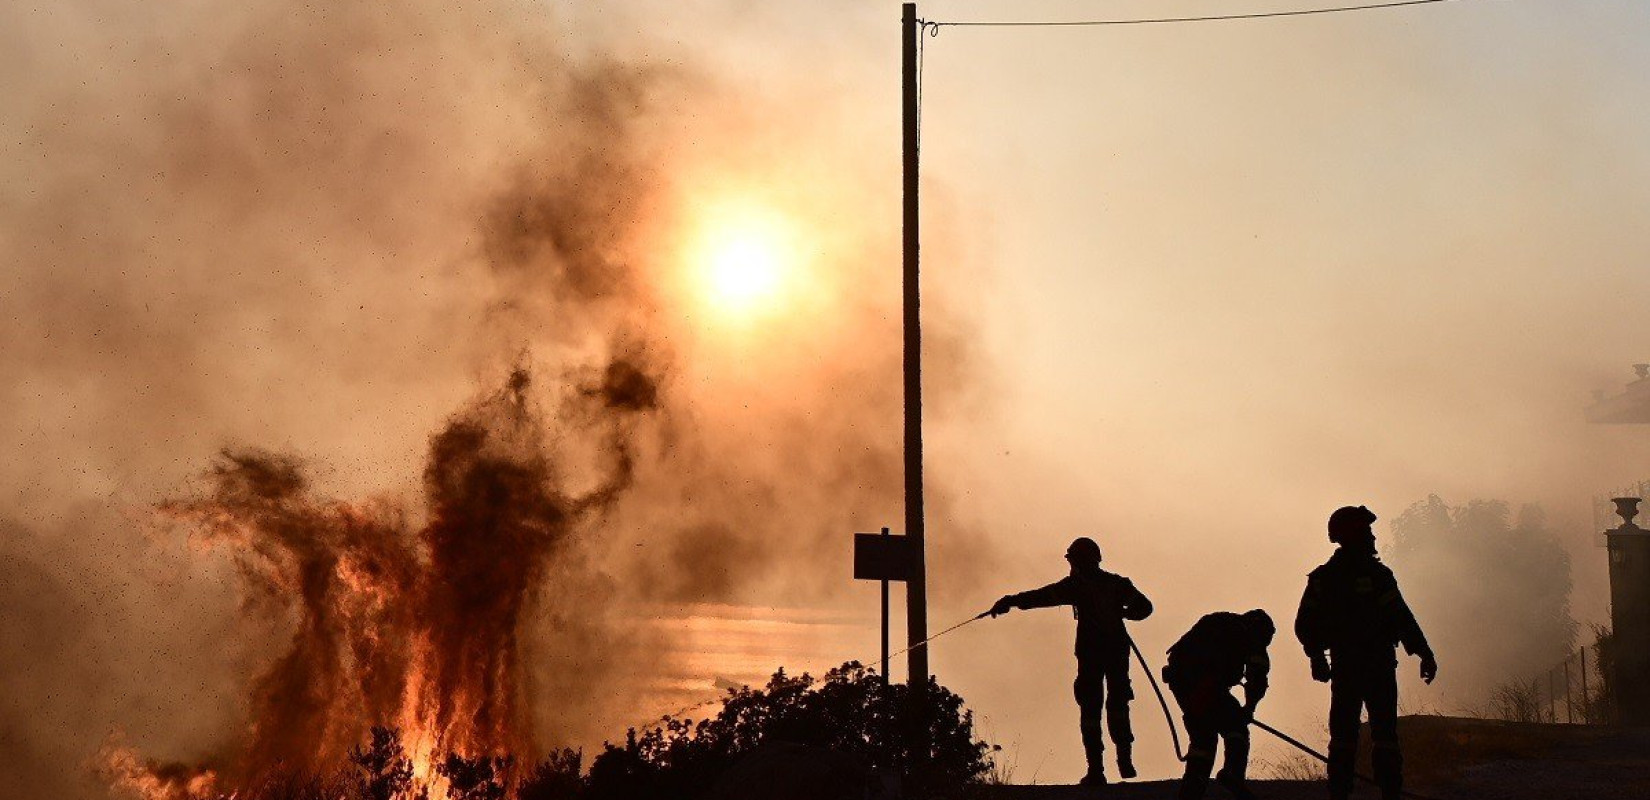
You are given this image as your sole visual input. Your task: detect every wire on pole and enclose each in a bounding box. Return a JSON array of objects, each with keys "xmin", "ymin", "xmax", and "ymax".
[{"xmin": 925, "ymin": 0, "xmax": 1463, "ymax": 32}]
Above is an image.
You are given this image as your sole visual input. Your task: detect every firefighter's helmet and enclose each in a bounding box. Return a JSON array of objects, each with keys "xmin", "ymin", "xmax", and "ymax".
[
  {"xmin": 1327, "ymin": 505, "xmax": 1378, "ymax": 544},
  {"xmin": 1242, "ymin": 608, "xmax": 1276, "ymax": 640},
  {"xmin": 1066, "ymin": 537, "xmax": 1102, "ymax": 566}
]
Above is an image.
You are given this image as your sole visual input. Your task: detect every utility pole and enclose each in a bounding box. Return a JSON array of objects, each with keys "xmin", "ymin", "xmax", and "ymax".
[{"xmin": 901, "ymin": 0, "xmax": 929, "ymax": 691}]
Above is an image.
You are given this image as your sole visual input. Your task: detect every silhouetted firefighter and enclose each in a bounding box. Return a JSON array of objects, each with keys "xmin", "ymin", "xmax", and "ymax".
[
  {"xmin": 989, "ymin": 537, "xmax": 1153, "ymax": 786},
  {"xmin": 1295, "ymin": 505, "xmax": 1437, "ymax": 800},
  {"xmin": 1163, "ymin": 609, "xmax": 1274, "ymax": 800}
]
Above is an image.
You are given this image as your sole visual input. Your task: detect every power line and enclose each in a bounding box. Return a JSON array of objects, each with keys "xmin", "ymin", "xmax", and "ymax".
[{"xmin": 926, "ymin": 0, "xmax": 1463, "ymax": 30}]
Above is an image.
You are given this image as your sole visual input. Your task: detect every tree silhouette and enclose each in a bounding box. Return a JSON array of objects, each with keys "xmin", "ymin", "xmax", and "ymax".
[
  {"xmin": 1389, "ymin": 496, "xmax": 1577, "ymax": 700},
  {"xmin": 436, "ymin": 753, "xmax": 511, "ymax": 800},
  {"xmin": 518, "ymin": 750, "xmax": 584, "ymax": 800},
  {"xmin": 584, "ymin": 661, "xmax": 994, "ymax": 800},
  {"xmin": 350, "ymin": 726, "xmax": 416, "ymax": 800}
]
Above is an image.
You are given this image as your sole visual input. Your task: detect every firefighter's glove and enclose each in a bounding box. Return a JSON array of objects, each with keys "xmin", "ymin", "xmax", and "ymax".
[
  {"xmin": 988, "ymin": 597, "xmax": 1015, "ymax": 618},
  {"xmin": 1419, "ymin": 652, "xmax": 1438, "ymax": 685},
  {"xmin": 1309, "ymin": 653, "xmax": 1331, "ymax": 683}
]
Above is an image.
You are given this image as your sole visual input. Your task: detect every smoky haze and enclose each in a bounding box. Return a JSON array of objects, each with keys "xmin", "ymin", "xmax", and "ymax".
[
  {"xmin": 919, "ymin": 0, "xmax": 1650, "ymax": 781},
  {"xmin": 0, "ymin": 0, "xmax": 985, "ymax": 797},
  {"xmin": 7, "ymin": 0, "xmax": 1650, "ymax": 794}
]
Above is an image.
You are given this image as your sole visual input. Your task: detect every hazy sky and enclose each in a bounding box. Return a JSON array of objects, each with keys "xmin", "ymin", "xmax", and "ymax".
[
  {"xmin": 920, "ymin": 0, "xmax": 1650, "ymax": 778},
  {"xmin": 610, "ymin": 0, "xmax": 1650, "ymax": 780},
  {"xmin": 7, "ymin": 0, "xmax": 1650, "ymax": 791}
]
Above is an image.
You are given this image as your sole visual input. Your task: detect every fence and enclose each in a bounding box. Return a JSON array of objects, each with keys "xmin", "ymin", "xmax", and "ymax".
[{"xmin": 1495, "ymin": 641, "xmax": 1613, "ymax": 725}]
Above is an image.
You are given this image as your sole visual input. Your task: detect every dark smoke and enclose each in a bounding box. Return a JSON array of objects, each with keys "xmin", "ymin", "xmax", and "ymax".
[{"xmin": 2, "ymin": 1, "xmax": 989, "ymax": 796}]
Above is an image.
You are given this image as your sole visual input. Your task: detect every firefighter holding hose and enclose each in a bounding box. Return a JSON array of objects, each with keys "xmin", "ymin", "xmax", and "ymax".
[
  {"xmin": 1162, "ymin": 609, "xmax": 1275, "ymax": 800},
  {"xmin": 988, "ymin": 537, "xmax": 1154, "ymax": 787}
]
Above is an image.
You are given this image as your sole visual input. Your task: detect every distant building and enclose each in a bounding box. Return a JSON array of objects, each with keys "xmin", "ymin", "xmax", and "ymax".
[{"xmin": 1587, "ymin": 364, "xmax": 1650, "ymax": 423}]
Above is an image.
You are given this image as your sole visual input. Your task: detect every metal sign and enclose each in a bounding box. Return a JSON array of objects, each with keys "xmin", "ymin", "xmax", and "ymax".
[{"xmin": 854, "ymin": 531, "xmax": 916, "ymax": 582}]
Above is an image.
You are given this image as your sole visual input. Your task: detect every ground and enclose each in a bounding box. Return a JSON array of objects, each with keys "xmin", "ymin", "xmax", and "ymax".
[
  {"xmin": 978, "ymin": 716, "xmax": 1650, "ymax": 800},
  {"xmin": 984, "ymin": 782, "xmax": 1349, "ymax": 799}
]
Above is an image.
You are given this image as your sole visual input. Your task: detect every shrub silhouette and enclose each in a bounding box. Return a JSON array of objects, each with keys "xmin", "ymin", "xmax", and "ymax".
[
  {"xmin": 436, "ymin": 753, "xmax": 511, "ymax": 800},
  {"xmin": 351, "ymin": 726, "xmax": 417, "ymax": 800},
  {"xmin": 584, "ymin": 661, "xmax": 994, "ymax": 800},
  {"xmin": 518, "ymin": 750, "xmax": 584, "ymax": 800}
]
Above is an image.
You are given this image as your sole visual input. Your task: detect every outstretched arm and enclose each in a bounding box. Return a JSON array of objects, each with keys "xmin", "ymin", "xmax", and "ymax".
[{"xmin": 990, "ymin": 577, "xmax": 1074, "ymax": 616}]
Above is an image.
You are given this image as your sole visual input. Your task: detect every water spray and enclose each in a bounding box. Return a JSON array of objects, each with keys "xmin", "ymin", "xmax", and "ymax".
[{"xmin": 880, "ymin": 611, "xmax": 991, "ymax": 665}]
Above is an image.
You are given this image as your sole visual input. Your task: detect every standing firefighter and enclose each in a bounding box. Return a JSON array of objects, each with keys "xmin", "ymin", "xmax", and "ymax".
[
  {"xmin": 988, "ymin": 537, "xmax": 1153, "ymax": 787},
  {"xmin": 1163, "ymin": 609, "xmax": 1274, "ymax": 800},
  {"xmin": 1295, "ymin": 505, "xmax": 1438, "ymax": 800}
]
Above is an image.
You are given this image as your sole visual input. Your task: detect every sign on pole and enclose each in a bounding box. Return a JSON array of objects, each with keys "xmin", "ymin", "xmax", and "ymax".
[
  {"xmin": 855, "ymin": 528, "xmax": 914, "ymax": 684},
  {"xmin": 854, "ymin": 531, "xmax": 916, "ymax": 582}
]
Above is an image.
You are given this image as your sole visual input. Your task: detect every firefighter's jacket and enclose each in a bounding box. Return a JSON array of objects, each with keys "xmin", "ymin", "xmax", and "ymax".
[
  {"xmin": 1294, "ymin": 548, "xmax": 1431, "ymax": 662},
  {"xmin": 1165, "ymin": 612, "xmax": 1270, "ymax": 708},
  {"xmin": 1007, "ymin": 567, "xmax": 1153, "ymax": 660}
]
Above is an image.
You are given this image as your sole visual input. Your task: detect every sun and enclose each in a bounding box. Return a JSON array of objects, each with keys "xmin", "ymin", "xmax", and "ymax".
[
  {"xmin": 689, "ymin": 204, "xmax": 800, "ymax": 320},
  {"xmin": 707, "ymin": 234, "xmax": 783, "ymax": 309}
]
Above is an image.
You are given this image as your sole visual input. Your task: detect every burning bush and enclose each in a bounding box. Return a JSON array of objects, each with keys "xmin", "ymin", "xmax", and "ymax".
[
  {"xmin": 103, "ymin": 365, "xmax": 661, "ymax": 799},
  {"xmin": 123, "ymin": 663, "xmax": 993, "ymax": 800}
]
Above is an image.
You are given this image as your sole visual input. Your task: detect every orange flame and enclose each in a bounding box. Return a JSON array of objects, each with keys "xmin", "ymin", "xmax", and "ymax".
[{"xmin": 106, "ymin": 366, "xmax": 657, "ymax": 800}]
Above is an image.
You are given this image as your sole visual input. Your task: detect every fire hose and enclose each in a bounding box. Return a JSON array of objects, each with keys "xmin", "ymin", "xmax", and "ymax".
[
  {"xmin": 906, "ymin": 616, "xmax": 1435, "ymax": 796},
  {"xmin": 880, "ymin": 611, "xmax": 991, "ymax": 664}
]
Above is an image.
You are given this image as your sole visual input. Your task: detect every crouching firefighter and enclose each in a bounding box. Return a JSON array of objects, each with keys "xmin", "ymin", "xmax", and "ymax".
[
  {"xmin": 1163, "ymin": 609, "xmax": 1275, "ymax": 800},
  {"xmin": 989, "ymin": 537, "xmax": 1153, "ymax": 787},
  {"xmin": 1296, "ymin": 505, "xmax": 1437, "ymax": 800}
]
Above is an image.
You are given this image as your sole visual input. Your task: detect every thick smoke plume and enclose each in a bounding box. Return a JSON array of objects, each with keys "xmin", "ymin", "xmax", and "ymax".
[{"xmin": 2, "ymin": 0, "xmax": 985, "ymax": 797}]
